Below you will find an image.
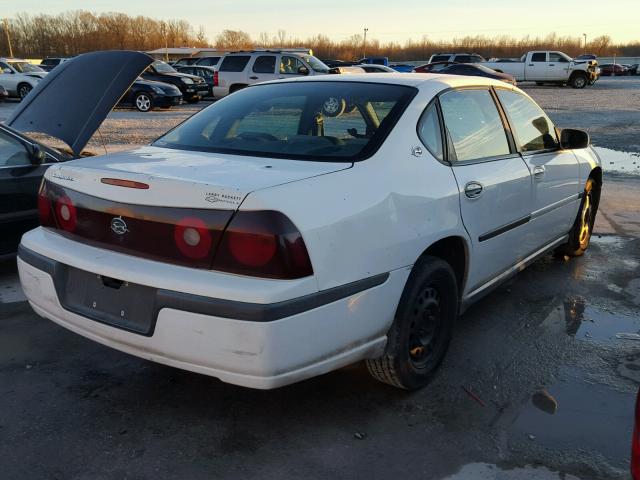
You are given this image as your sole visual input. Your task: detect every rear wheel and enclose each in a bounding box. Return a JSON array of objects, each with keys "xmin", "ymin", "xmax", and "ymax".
[
  {"xmin": 134, "ymin": 92, "xmax": 153, "ymax": 112},
  {"xmin": 556, "ymin": 178, "xmax": 599, "ymax": 257},
  {"xmin": 229, "ymin": 84, "xmax": 247, "ymax": 94},
  {"xmin": 536, "ymin": 81, "xmax": 544, "ymax": 86},
  {"xmin": 366, "ymin": 256, "xmax": 458, "ymax": 390},
  {"xmin": 18, "ymin": 83, "xmax": 32, "ymax": 100}
]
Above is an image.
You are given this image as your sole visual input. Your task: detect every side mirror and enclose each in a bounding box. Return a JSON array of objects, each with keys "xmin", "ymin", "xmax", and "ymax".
[
  {"xmin": 559, "ymin": 128, "xmax": 590, "ymax": 150},
  {"xmin": 298, "ymin": 66, "xmax": 309, "ymax": 76},
  {"xmin": 29, "ymin": 144, "xmax": 46, "ymax": 166}
]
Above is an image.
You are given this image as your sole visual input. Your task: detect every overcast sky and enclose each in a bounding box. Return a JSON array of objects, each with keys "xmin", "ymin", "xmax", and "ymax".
[{"xmin": 4, "ymin": 0, "xmax": 639, "ymax": 44}]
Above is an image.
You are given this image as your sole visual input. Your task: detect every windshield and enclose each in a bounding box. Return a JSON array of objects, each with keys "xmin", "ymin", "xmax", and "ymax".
[
  {"xmin": 153, "ymin": 81, "xmax": 417, "ymax": 162},
  {"xmin": 9, "ymin": 61, "xmax": 44, "ymax": 73},
  {"xmin": 302, "ymin": 55, "xmax": 330, "ymax": 73},
  {"xmin": 152, "ymin": 60, "xmax": 176, "ymax": 73}
]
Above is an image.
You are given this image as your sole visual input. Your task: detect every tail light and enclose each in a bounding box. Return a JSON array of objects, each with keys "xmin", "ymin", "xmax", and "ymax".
[
  {"xmin": 37, "ymin": 180, "xmax": 313, "ymax": 279},
  {"xmin": 37, "ymin": 180, "xmax": 54, "ymax": 227},
  {"xmin": 632, "ymin": 388, "xmax": 640, "ymax": 479},
  {"xmin": 213, "ymin": 210, "xmax": 313, "ymax": 279},
  {"xmin": 213, "ymin": 70, "xmax": 219, "ymax": 87}
]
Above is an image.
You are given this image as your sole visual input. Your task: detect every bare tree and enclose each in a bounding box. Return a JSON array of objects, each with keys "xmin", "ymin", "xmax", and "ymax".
[{"xmin": 215, "ymin": 29, "xmax": 252, "ymax": 49}]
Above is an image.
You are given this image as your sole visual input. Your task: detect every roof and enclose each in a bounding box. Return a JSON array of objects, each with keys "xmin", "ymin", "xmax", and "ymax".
[{"xmin": 261, "ymin": 72, "xmax": 509, "ymax": 90}]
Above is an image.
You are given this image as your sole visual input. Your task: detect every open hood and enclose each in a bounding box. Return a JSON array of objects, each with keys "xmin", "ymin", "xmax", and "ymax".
[{"xmin": 7, "ymin": 50, "xmax": 153, "ymax": 157}]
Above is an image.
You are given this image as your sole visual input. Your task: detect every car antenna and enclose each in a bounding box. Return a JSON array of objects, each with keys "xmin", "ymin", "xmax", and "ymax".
[{"xmin": 96, "ymin": 127, "xmax": 108, "ymax": 156}]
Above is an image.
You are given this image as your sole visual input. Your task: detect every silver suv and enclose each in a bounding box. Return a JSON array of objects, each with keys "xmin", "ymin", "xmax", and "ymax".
[{"xmin": 212, "ymin": 49, "xmax": 330, "ymax": 98}]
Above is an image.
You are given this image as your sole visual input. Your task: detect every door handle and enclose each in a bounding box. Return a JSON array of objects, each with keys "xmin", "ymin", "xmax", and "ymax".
[
  {"xmin": 464, "ymin": 181, "xmax": 483, "ymax": 199},
  {"xmin": 533, "ymin": 166, "xmax": 545, "ymax": 179},
  {"xmin": 249, "ymin": 76, "xmax": 259, "ymax": 80},
  {"xmin": 528, "ymin": 63, "xmax": 534, "ymax": 66},
  {"xmin": 549, "ymin": 64, "xmax": 555, "ymax": 66}
]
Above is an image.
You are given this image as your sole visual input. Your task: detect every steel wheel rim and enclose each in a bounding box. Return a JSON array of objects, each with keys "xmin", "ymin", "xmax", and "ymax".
[
  {"xmin": 575, "ymin": 77, "xmax": 586, "ymax": 88},
  {"xmin": 136, "ymin": 95, "xmax": 151, "ymax": 111},
  {"xmin": 408, "ymin": 286, "xmax": 443, "ymax": 369},
  {"xmin": 579, "ymin": 189, "xmax": 593, "ymax": 245}
]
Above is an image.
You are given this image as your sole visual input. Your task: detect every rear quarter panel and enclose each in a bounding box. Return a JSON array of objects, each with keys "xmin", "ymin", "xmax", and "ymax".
[{"xmin": 240, "ymin": 84, "xmax": 469, "ymax": 291}]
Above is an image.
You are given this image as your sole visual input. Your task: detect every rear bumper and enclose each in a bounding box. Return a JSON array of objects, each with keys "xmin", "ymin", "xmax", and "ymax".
[
  {"xmin": 212, "ymin": 86, "xmax": 229, "ymax": 99},
  {"xmin": 18, "ymin": 229, "xmax": 407, "ymax": 389}
]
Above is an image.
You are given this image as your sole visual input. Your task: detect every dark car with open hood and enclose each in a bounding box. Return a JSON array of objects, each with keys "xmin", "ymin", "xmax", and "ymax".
[{"xmin": 0, "ymin": 51, "xmax": 153, "ymax": 255}]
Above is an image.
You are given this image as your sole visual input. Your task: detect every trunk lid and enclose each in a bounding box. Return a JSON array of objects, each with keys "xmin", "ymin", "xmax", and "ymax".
[{"xmin": 45, "ymin": 145, "xmax": 352, "ymax": 210}]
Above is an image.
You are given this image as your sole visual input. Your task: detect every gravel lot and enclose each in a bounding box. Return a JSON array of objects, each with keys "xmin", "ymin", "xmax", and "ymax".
[{"xmin": 0, "ymin": 76, "xmax": 639, "ymax": 480}]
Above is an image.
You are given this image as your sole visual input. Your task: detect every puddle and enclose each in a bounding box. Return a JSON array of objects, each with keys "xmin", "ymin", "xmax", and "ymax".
[
  {"xmin": 512, "ymin": 367, "xmax": 634, "ymax": 467},
  {"xmin": 590, "ymin": 234, "xmax": 628, "ymax": 248},
  {"xmin": 542, "ymin": 298, "xmax": 640, "ymax": 342},
  {"xmin": 593, "ymin": 146, "xmax": 640, "ymax": 176}
]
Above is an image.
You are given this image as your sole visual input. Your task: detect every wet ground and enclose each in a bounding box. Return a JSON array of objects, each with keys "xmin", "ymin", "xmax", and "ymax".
[{"xmin": 0, "ymin": 77, "xmax": 639, "ymax": 479}]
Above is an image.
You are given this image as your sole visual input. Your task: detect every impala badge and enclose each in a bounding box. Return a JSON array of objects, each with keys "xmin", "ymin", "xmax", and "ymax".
[
  {"xmin": 111, "ymin": 216, "xmax": 129, "ymax": 235},
  {"xmin": 411, "ymin": 146, "xmax": 423, "ymax": 157}
]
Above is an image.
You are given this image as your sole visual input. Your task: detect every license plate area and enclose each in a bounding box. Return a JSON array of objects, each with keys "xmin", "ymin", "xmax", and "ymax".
[{"xmin": 60, "ymin": 266, "xmax": 157, "ymax": 335}]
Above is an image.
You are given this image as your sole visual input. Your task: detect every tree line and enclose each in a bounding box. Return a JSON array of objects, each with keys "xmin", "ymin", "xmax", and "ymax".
[{"xmin": 2, "ymin": 11, "xmax": 639, "ymax": 60}]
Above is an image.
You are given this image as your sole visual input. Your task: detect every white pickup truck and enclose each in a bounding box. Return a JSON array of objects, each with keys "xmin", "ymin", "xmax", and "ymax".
[{"xmin": 483, "ymin": 51, "xmax": 598, "ymax": 88}]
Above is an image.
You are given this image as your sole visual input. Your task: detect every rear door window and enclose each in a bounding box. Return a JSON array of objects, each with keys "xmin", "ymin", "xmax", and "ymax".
[
  {"xmin": 220, "ymin": 56, "xmax": 250, "ymax": 72},
  {"xmin": 531, "ymin": 52, "xmax": 547, "ymax": 62},
  {"xmin": 198, "ymin": 57, "xmax": 220, "ymax": 66},
  {"xmin": 279, "ymin": 56, "xmax": 305, "ymax": 75},
  {"xmin": 496, "ymin": 89, "xmax": 558, "ymax": 152},
  {"xmin": 439, "ymin": 89, "xmax": 511, "ymax": 161},
  {"xmin": 252, "ymin": 56, "xmax": 277, "ymax": 74},
  {"xmin": 431, "ymin": 55, "xmax": 451, "ymax": 63}
]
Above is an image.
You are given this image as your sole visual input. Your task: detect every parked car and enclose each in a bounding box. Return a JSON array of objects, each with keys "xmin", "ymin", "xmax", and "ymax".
[
  {"xmin": 0, "ymin": 84, "xmax": 8, "ymax": 101},
  {"xmin": 141, "ymin": 60, "xmax": 208, "ymax": 103},
  {"xmin": 1, "ymin": 51, "xmax": 153, "ymax": 255},
  {"xmin": 428, "ymin": 53, "xmax": 486, "ymax": 63},
  {"xmin": 629, "ymin": 64, "xmax": 640, "ymax": 76},
  {"xmin": 428, "ymin": 63, "xmax": 517, "ymax": 85},
  {"xmin": 0, "ymin": 58, "xmax": 47, "ymax": 100},
  {"xmin": 14, "ymin": 51, "xmax": 602, "ymax": 391},
  {"xmin": 600, "ymin": 64, "xmax": 629, "ymax": 76},
  {"xmin": 482, "ymin": 51, "xmax": 598, "ymax": 88},
  {"xmin": 414, "ymin": 61, "xmax": 458, "ymax": 73},
  {"xmin": 118, "ymin": 78, "xmax": 182, "ymax": 112},
  {"xmin": 389, "ymin": 64, "xmax": 416, "ymax": 73},
  {"xmin": 175, "ymin": 65, "xmax": 216, "ymax": 97},
  {"xmin": 195, "ymin": 56, "xmax": 223, "ymax": 67},
  {"xmin": 357, "ymin": 57, "xmax": 389, "ymax": 66},
  {"xmin": 357, "ymin": 64, "xmax": 397, "ymax": 73},
  {"xmin": 575, "ymin": 54, "xmax": 597, "ymax": 61},
  {"xmin": 173, "ymin": 57, "xmax": 200, "ymax": 66},
  {"xmin": 213, "ymin": 50, "xmax": 330, "ymax": 98},
  {"xmin": 39, "ymin": 57, "xmax": 71, "ymax": 72}
]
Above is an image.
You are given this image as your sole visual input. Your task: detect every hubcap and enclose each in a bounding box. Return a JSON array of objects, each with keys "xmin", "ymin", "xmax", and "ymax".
[
  {"xmin": 19, "ymin": 85, "xmax": 31, "ymax": 98},
  {"xmin": 408, "ymin": 287, "xmax": 442, "ymax": 369},
  {"xmin": 136, "ymin": 95, "xmax": 151, "ymax": 111}
]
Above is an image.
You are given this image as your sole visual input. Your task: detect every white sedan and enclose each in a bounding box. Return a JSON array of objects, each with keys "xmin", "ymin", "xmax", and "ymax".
[{"xmin": 14, "ymin": 53, "xmax": 602, "ymax": 390}]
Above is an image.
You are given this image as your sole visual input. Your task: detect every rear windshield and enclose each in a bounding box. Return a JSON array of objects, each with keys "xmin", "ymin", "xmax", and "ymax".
[
  {"xmin": 220, "ymin": 56, "xmax": 251, "ymax": 72},
  {"xmin": 431, "ymin": 55, "xmax": 450, "ymax": 62},
  {"xmin": 154, "ymin": 81, "xmax": 417, "ymax": 162}
]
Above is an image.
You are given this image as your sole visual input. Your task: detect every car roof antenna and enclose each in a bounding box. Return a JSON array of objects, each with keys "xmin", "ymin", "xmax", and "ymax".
[{"xmin": 96, "ymin": 127, "xmax": 108, "ymax": 156}]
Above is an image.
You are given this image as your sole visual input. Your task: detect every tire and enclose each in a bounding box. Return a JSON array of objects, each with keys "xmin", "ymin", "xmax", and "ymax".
[
  {"xmin": 536, "ymin": 82, "xmax": 544, "ymax": 86},
  {"xmin": 17, "ymin": 83, "xmax": 32, "ymax": 100},
  {"xmin": 134, "ymin": 92, "xmax": 153, "ymax": 112},
  {"xmin": 366, "ymin": 256, "xmax": 458, "ymax": 390},
  {"xmin": 570, "ymin": 73, "xmax": 588, "ymax": 89},
  {"xmin": 229, "ymin": 84, "xmax": 247, "ymax": 94},
  {"xmin": 556, "ymin": 178, "xmax": 600, "ymax": 257}
]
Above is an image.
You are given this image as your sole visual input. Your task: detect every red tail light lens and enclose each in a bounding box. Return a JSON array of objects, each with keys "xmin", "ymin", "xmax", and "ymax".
[
  {"xmin": 214, "ymin": 210, "xmax": 313, "ymax": 279},
  {"xmin": 37, "ymin": 181, "xmax": 53, "ymax": 227},
  {"xmin": 213, "ymin": 71, "xmax": 219, "ymax": 87},
  {"xmin": 174, "ymin": 217, "xmax": 213, "ymax": 259}
]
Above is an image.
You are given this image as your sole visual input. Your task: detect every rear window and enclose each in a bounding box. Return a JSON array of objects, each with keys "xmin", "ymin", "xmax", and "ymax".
[
  {"xmin": 154, "ymin": 81, "xmax": 417, "ymax": 162},
  {"xmin": 531, "ymin": 53, "xmax": 547, "ymax": 62},
  {"xmin": 252, "ymin": 56, "xmax": 276, "ymax": 74},
  {"xmin": 431, "ymin": 55, "xmax": 451, "ymax": 63},
  {"xmin": 197, "ymin": 56, "xmax": 220, "ymax": 66},
  {"xmin": 220, "ymin": 56, "xmax": 250, "ymax": 72}
]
